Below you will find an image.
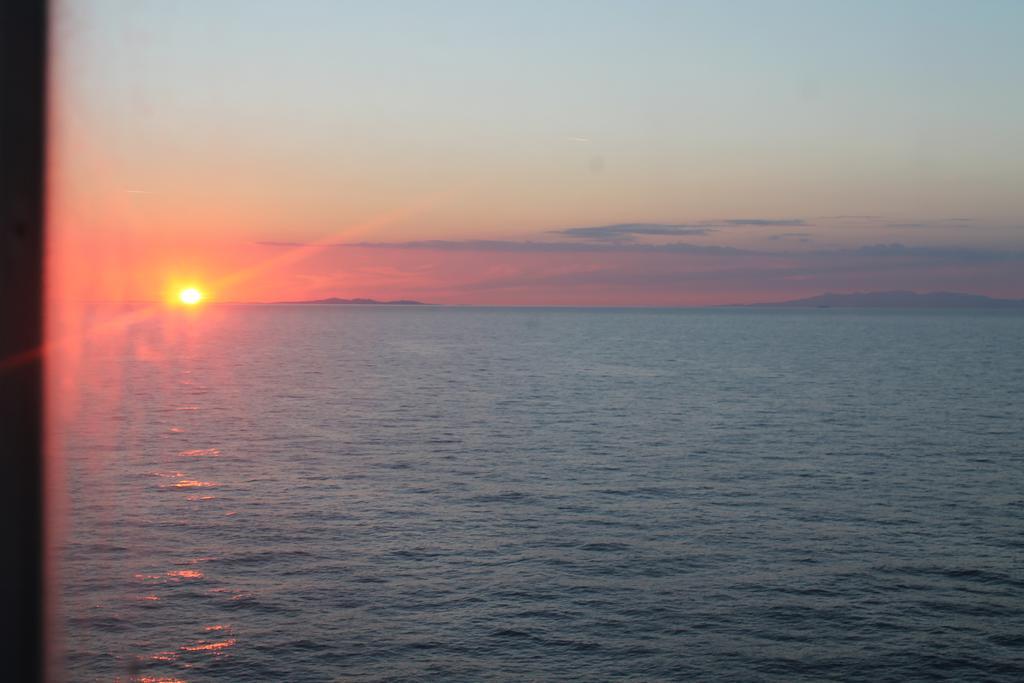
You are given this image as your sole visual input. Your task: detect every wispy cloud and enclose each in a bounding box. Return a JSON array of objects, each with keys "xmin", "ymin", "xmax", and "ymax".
[
  {"xmin": 721, "ymin": 219, "xmax": 806, "ymax": 227},
  {"xmin": 257, "ymin": 238, "xmax": 1022, "ymax": 262},
  {"xmin": 553, "ymin": 223, "xmax": 716, "ymax": 241},
  {"xmin": 847, "ymin": 243, "xmax": 1014, "ymax": 263},
  {"xmin": 447, "ymin": 243, "xmax": 1024, "ymax": 295},
  {"xmin": 257, "ymin": 239, "xmax": 745, "ymax": 254},
  {"xmin": 885, "ymin": 218, "xmax": 975, "ymax": 229},
  {"xmin": 768, "ymin": 232, "xmax": 812, "ymax": 241},
  {"xmin": 253, "ymin": 238, "xmax": 1024, "ymax": 304},
  {"xmin": 256, "ymin": 238, "xmax": 1023, "ymax": 269},
  {"xmin": 814, "ymin": 215, "xmax": 978, "ymax": 229},
  {"xmin": 549, "ymin": 218, "xmax": 806, "ymax": 242}
]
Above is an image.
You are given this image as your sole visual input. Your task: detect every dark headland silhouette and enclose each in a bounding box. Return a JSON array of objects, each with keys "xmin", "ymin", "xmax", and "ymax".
[
  {"xmin": 750, "ymin": 291, "xmax": 1024, "ymax": 308},
  {"xmin": 273, "ymin": 297, "xmax": 429, "ymax": 305}
]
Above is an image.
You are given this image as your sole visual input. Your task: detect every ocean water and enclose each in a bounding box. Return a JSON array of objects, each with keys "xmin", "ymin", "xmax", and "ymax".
[{"xmin": 55, "ymin": 306, "xmax": 1024, "ymax": 681}]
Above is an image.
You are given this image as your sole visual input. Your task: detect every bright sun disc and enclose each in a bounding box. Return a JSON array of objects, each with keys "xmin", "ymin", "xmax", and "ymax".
[{"xmin": 179, "ymin": 287, "xmax": 203, "ymax": 305}]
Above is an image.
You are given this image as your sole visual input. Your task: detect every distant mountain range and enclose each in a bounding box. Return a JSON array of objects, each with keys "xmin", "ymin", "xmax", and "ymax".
[
  {"xmin": 750, "ymin": 291, "xmax": 1024, "ymax": 308},
  {"xmin": 274, "ymin": 297, "xmax": 428, "ymax": 305}
]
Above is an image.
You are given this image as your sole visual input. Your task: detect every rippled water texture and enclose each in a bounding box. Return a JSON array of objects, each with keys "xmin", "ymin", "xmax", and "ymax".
[{"xmin": 55, "ymin": 306, "xmax": 1024, "ymax": 680}]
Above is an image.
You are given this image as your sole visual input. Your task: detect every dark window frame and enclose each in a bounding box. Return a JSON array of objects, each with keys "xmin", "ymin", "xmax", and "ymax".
[{"xmin": 0, "ymin": 1, "xmax": 47, "ymax": 681}]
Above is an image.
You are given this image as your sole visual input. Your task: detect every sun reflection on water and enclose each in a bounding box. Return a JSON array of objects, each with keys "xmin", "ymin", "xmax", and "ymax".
[
  {"xmin": 178, "ymin": 448, "xmax": 220, "ymax": 457},
  {"xmin": 171, "ymin": 480, "xmax": 217, "ymax": 489},
  {"xmin": 147, "ymin": 652, "xmax": 178, "ymax": 664},
  {"xmin": 166, "ymin": 569, "xmax": 203, "ymax": 580},
  {"xmin": 180, "ymin": 638, "xmax": 236, "ymax": 653},
  {"xmin": 54, "ymin": 299, "xmax": 247, "ymax": 680}
]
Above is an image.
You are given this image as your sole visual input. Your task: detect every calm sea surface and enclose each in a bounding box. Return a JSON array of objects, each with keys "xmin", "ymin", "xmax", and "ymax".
[{"xmin": 56, "ymin": 306, "xmax": 1024, "ymax": 681}]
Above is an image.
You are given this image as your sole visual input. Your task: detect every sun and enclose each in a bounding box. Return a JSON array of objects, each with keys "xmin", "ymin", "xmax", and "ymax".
[{"xmin": 178, "ymin": 287, "xmax": 204, "ymax": 305}]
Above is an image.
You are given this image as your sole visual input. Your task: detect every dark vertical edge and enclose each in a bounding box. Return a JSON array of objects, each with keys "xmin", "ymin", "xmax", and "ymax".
[{"xmin": 0, "ymin": 1, "xmax": 48, "ymax": 681}]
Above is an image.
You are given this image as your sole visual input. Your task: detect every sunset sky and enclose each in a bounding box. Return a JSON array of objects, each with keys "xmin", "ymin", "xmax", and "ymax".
[{"xmin": 49, "ymin": 0, "xmax": 1024, "ymax": 305}]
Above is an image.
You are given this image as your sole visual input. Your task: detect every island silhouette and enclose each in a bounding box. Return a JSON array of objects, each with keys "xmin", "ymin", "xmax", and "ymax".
[
  {"xmin": 267, "ymin": 292, "xmax": 1024, "ymax": 308},
  {"xmin": 272, "ymin": 297, "xmax": 429, "ymax": 305}
]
